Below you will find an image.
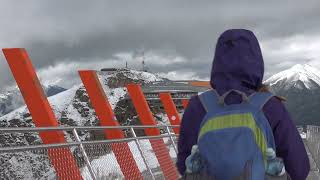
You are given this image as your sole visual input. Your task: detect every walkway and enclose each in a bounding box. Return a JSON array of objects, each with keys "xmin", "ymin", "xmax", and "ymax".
[{"xmin": 305, "ymin": 140, "xmax": 320, "ymax": 180}]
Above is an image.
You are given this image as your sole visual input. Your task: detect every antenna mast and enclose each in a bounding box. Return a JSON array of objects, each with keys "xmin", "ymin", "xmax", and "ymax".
[{"xmin": 142, "ymin": 50, "xmax": 147, "ymax": 72}]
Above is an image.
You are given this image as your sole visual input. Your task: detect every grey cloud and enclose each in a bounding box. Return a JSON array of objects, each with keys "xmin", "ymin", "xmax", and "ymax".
[{"xmin": 1, "ymin": 0, "xmax": 320, "ymax": 91}]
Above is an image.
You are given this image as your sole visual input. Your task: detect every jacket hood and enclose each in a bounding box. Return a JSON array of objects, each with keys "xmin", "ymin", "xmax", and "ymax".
[{"xmin": 211, "ymin": 29, "xmax": 264, "ymax": 95}]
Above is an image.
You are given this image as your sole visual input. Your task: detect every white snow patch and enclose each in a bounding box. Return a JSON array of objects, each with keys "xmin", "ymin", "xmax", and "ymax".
[
  {"xmin": 64, "ymin": 103, "xmax": 87, "ymax": 125},
  {"xmin": 127, "ymin": 69, "xmax": 163, "ymax": 83},
  {"xmin": 107, "ymin": 88, "xmax": 127, "ymax": 110},
  {"xmin": 0, "ymin": 85, "xmax": 80, "ymax": 122},
  {"xmin": 265, "ymin": 64, "xmax": 320, "ymax": 89},
  {"xmin": 81, "ymin": 151, "xmax": 124, "ymax": 180},
  {"xmin": 0, "ymin": 94, "xmax": 7, "ymax": 99},
  {"xmin": 48, "ymin": 85, "xmax": 80, "ymax": 118},
  {"xmin": 81, "ymin": 139, "xmax": 177, "ymax": 179},
  {"xmin": 0, "ymin": 105, "xmax": 28, "ymax": 122}
]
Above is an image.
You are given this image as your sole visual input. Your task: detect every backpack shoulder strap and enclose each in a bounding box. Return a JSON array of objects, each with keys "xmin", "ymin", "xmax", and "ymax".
[
  {"xmin": 249, "ymin": 92, "xmax": 274, "ymax": 110},
  {"xmin": 199, "ymin": 89, "xmax": 221, "ymax": 112},
  {"xmin": 249, "ymin": 92, "xmax": 276, "ymax": 149}
]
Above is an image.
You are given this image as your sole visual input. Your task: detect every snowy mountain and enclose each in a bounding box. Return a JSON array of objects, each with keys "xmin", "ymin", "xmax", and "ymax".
[
  {"xmin": 264, "ymin": 64, "xmax": 320, "ymax": 126},
  {"xmin": 0, "ymin": 69, "xmax": 174, "ymax": 179},
  {"xmin": 0, "ymin": 85, "xmax": 67, "ymax": 117},
  {"xmin": 265, "ymin": 64, "xmax": 320, "ymax": 91}
]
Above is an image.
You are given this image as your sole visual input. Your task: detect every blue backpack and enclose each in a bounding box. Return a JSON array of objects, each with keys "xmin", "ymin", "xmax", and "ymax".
[{"xmin": 197, "ymin": 89, "xmax": 276, "ymax": 180}]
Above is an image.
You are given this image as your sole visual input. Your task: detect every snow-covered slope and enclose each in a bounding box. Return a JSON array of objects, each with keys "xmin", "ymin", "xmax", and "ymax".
[
  {"xmin": 264, "ymin": 64, "xmax": 320, "ymax": 90},
  {"xmin": 0, "ymin": 85, "xmax": 66, "ymax": 117},
  {"xmin": 0, "ymin": 69, "xmax": 170, "ymax": 179},
  {"xmin": 0, "ymin": 69, "xmax": 164, "ymax": 127},
  {"xmin": 264, "ymin": 64, "xmax": 320, "ymax": 126}
]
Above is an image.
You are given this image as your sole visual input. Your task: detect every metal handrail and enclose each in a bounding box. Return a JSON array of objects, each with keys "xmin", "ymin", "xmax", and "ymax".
[
  {"xmin": 305, "ymin": 125, "xmax": 320, "ymax": 173},
  {"xmin": 0, "ymin": 134, "xmax": 178, "ymax": 153},
  {"xmin": 0, "ymin": 124, "xmax": 179, "ymax": 179},
  {"xmin": 0, "ymin": 125, "xmax": 179, "ymax": 153},
  {"xmin": 2, "ymin": 125, "xmax": 318, "ymax": 179},
  {"xmin": 0, "ymin": 124, "xmax": 180, "ymax": 132}
]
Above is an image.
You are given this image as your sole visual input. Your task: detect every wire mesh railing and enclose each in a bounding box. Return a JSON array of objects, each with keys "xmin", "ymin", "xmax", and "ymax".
[
  {"xmin": 3, "ymin": 125, "xmax": 318, "ymax": 179},
  {"xmin": 306, "ymin": 126, "xmax": 320, "ymax": 172},
  {"xmin": 0, "ymin": 125, "xmax": 179, "ymax": 180}
]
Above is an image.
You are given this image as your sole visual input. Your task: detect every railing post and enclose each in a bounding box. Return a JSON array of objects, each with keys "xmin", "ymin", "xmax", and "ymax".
[
  {"xmin": 2, "ymin": 48, "xmax": 82, "ymax": 180},
  {"xmin": 130, "ymin": 127, "xmax": 155, "ymax": 180},
  {"xmin": 78, "ymin": 71, "xmax": 142, "ymax": 179},
  {"xmin": 181, "ymin": 99, "xmax": 189, "ymax": 109},
  {"xmin": 72, "ymin": 129, "xmax": 97, "ymax": 180},
  {"xmin": 127, "ymin": 84, "xmax": 179, "ymax": 180},
  {"xmin": 165, "ymin": 125, "xmax": 178, "ymax": 154},
  {"xmin": 159, "ymin": 93, "xmax": 181, "ymax": 134}
]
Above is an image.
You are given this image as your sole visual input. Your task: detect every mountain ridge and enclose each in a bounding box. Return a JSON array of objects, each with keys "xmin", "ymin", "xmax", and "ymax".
[
  {"xmin": 0, "ymin": 85, "xmax": 67, "ymax": 117},
  {"xmin": 264, "ymin": 64, "xmax": 320, "ymax": 126},
  {"xmin": 264, "ymin": 64, "xmax": 320, "ymax": 90},
  {"xmin": 0, "ymin": 69, "xmax": 173, "ymax": 179}
]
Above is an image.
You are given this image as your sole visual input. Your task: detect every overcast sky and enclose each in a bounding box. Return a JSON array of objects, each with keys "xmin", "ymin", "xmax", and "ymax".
[{"xmin": 1, "ymin": 1, "xmax": 320, "ymax": 92}]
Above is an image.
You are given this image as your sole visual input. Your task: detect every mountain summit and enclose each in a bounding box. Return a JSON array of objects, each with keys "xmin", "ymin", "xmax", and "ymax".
[
  {"xmin": 265, "ymin": 64, "xmax": 320, "ymax": 91},
  {"xmin": 264, "ymin": 64, "xmax": 320, "ymax": 126}
]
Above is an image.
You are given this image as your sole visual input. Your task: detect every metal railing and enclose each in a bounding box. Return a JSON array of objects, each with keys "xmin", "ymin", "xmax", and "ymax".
[
  {"xmin": 0, "ymin": 125, "xmax": 179, "ymax": 180},
  {"xmin": 3, "ymin": 125, "xmax": 319, "ymax": 179},
  {"xmin": 306, "ymin": 126, "xmax": 320, "ymax": 171}
]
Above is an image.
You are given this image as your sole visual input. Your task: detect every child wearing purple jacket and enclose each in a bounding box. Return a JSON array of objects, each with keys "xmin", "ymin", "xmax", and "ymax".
[{"xmin": 177, "ymin": 29, "xmax": 310, "ymax": 180}]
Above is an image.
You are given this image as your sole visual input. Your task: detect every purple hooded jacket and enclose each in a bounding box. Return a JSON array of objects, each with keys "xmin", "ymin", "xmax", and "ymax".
[{"xmin": 177, "ymin": 29, "xmax": 310, "ymax": 180}]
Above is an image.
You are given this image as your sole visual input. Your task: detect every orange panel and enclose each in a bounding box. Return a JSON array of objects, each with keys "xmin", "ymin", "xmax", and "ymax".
[
  {"xmin": 2, "ymin": 48, "xmax": 82, "ymax": 180},
  {"xmin": 79, "ymin": 71, "xmax": 123, "ymax": 138},
  {"xmin": 159, "ymin": 93, "xmax": 180, "ymax": 134},
  {"xmin": 126, "ymin": 84, "xmax": 160, "ymax": 136},
  {"xmin": 181, "ymin": 99, "xmax": 189, "ymax": 109},
  {"xmin": 189, "ymin": 81, "xmax": 211, "ymax": 87},
  {"xmin": 79, "ymin": 70, "xmax": 142, "ymax": 179},
  {"xmin": 127, "ymin": 84, "xmax": 178, "ymax": 180}
]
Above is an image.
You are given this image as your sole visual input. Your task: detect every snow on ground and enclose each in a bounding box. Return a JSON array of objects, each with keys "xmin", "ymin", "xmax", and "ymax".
[
  {"xmin": 0, "ymin": 69, "xmax": 164, "ymax": 125},
  {"xmin": 0, "ymin": 85, "xmax": 80, "ymax": 123},
  {"xmin": 64, "ymin": 101, "xmax": 91, "ymax": 127},
  {"xmin": 48, "ymin": 85, "xmax": 81, "ymax": 118},
  {"xmin": 81, "ymin": 138, "xmax": 177, "ymax": 180},
  {"xmin": 0, "ymin": 70, "xmax": 177, "ymax": 179},
  {"xmin": 0, "ymin": 94, "xmax": 7, "ymax": 99},
  {"xmin": 127, "ymin": 70, "xmax": 163, "ymax": 83},
  {"xmin": 130, "ymin": 140, "xmax": 160, "ymax": 171},
  {"xmin": 81, "ymin": 151, "xmax": 124, "ymax": 180},
  {"xmin": 97, "ymin": 73, "xmax": 129, "ymax": 110},
  {"xmin": 0, "ymin": 105, "xmax": 28, "ymax": 123},
  {"xmin": 4, "ymin": 156, "xmax": 34, "ymax": 179},
  {"xmin": 106, "ymin": 88, "xmax": 127, "ymax": 110},
  {"xmin": 1, "ymin": 151, "xmax": 54, "ymax": 180},
  {"xmin": 0, "ymin": 82, "xmax": 125, "ymax": 127}
]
